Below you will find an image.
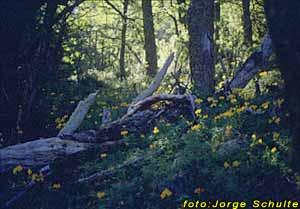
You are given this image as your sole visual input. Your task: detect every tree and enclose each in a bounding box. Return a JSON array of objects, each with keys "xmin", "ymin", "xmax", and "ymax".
[
  {"xmin": 265, "ymin": 0, "xmax": 300, "ymax": 171},
  {"xmin": 187, "ymin": 0, "xmax": 214, "ymax": 94},
  {"xmin": 120, "ymin": 0, "xmax": 129, "ymax": 81},
  {"xmin": 142, "ymin": 0, "xmax": 158, "ymax": 77},
  {"xmin": 242, "ymin": 0, "xmax": 252, "ymax": 46}
]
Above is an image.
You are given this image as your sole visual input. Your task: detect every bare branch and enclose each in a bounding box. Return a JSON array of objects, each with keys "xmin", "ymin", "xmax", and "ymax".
[{"xmin": 128, "ymin": 53, "xmax": 175, "ymax": 112}]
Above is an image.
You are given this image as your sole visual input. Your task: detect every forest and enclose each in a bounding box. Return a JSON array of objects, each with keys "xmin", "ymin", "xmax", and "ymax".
[{"xmin": 1, "ymin": 0, "xmax": 300, "ymax": 208}]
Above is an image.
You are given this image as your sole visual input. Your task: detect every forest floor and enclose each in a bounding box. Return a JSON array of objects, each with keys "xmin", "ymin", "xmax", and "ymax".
[{"xmin": 2, "ymin": 87, "xmax": 300, "ymax": 209}]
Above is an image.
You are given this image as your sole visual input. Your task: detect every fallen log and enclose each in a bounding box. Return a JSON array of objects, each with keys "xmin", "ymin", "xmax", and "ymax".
[{"xmin": 0, "ymin": 94, "xmax": 194, "ymax": 173}]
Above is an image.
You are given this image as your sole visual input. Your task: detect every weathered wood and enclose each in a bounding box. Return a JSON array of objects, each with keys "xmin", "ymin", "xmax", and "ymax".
[
  {"xmin": 128, "ymin": 53, "xmax": 174, "ymax": 112},
  {"xmin": 0, "ymin": 94, "xmax": 194, "ymax": 172},
  {"xmin": 226, "ymin": 34, "xmax": 273, "ymax": 90},
  {"xmin": 58, "ymin": 90, "xmax": 99, "ymax": 136},
  {"xmin": 0, "ymin": 137, "xmax": 93, "ymax": 172}
]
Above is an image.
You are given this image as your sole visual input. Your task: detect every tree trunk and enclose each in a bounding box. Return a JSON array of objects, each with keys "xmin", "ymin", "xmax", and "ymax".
[
  {"xmin": 142, "ymin": 0, "xmax": 158, "ymax": 77},
  {"xmin": 187, "ymin": 0, "xmax": 214, "ymax": 95},
  {"xmin": 0, "ymin": 94, "xmax": 194, "ymax": 173},
  {"xmin": 119, "ymin": 0, "xmax": 129, "ymax": 81},
  {"xmin": 242, "ymin": 0, "xmax": 252, "ymax": 46},
  {"xmin": 265, "ymin": 0, "xmax": 300, "ymax": 171}
]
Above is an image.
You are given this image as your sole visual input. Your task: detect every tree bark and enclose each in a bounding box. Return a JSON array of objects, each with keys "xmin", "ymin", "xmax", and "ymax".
[
  {"xmin": 142, "ymin": 0, "xmax": 158, "ymax": 77},
  {"xmin": 265, "ymin": 0, "xmax": 300, "ymax": 171},
  {"xmin": 226, "ymin": 33, "xmax": 273, "ymax": 90},
  {"xmin": 0, "ymin": 94, "xmax": 194, "ymax": 173},
  {"xmin": 242, "ymin": 0, "xmax": 253, "ymax": 46},
  {"xmin": 119, "ymin": 0, "xmax": 129, "ymax": 81},
  {"xmin": 187, "ymin": 0, "xmax": 214, "ymax": 95}
]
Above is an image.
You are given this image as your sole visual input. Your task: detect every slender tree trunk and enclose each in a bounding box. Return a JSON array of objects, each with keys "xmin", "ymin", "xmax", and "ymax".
[
  {"xmin": 265, "ymin": 0, "xmax": 300, "ymax": 171},
  {"xmin": 214, "ymin": 0, "xmax": 220, "ymax": 67},
  {"xmin": 187, "ymin": 0, "xmax": 214, "ymax": 95},
  {"xmin": 242, "ymin": 0, "xmax": 252, "ymax": 46},
  {"xmin": 142, "ymin": 0, "xmax": 158, "ymax": 77},
  {"xmin": 119, "ymin": 0, "xmax": 129, "ymax": 81}
]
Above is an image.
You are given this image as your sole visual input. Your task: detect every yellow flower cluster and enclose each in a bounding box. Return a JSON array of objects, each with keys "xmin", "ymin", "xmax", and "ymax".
[
  {"xmin": 271, "ymin": 147, "xmax": 277, "ymax": 153},
  {"xmin": 153, "ymin": 126, "xmax": 159, "ymax": 134},
  {"xmin": 191, "ymin": 124, "xmax": 201, "ymax": 131},
  {"xmin": 195, "ymin": 98, "xmax": 203, "ymax": 105},
  {"xmin": 224, "ymin": 160, "xmax": 240, "ymax": 168},
  {"xmin": 207, "ymin": 96, "xmax": 218, "ymax": 108},
  {"xmin": 52, "ymin": 183, "xmax": 61, "ymax": 189},
  {"xmin": 272, "ymin": 132, "xmax": 280, "ymax": 141},
  {"xmin": 195, "ymin": 109, "xmax": 202, "ymax": 116},
  {"xmin": 261, "ymin": 101, "xmax": 270, "ymax": 110},
  {"xmin": 13, "ymin": 165, "xmax": 23, "ymax": 175},
  {"xmin": 268, "ymin": 116, "xmax": 280, "ymax": 125},
  {"xmin": 100, "ymin": 153, "xmax": 107, "ymax": 158},
  {"xmin": 97, "ymin": 191, "xmax": 106, "ymax": 199},
  {"xmin": 160, "ymin": 188, "xmax": 172, "ymax": 199},
  {"xmin": 259, "ymin": 71, "xmax": 268, "ymax": 77},
  {"xmin": 32, "ymin": 173, "xmax": 44, "ymax": 182},
  {"xmin": 227, "ymin": 94, "xmax": 237, "ymax": 104},
  {"xmin": 225, "ymin": 125, "xmax": 232, "ymax": 137},
  {"xmin": 120, "ymin": 130, "xmax": 129, "ymax": 136},
  {"xmin": 120, "ymin": 102, "xmax": 129, "ymax": 107},
  {"xmin": 55, "ymin": 114, "xmax": 68, "ymax": 130},
  {"xmin": 214, "ymin": 109, "xmax": 234, "ymax": 120}
]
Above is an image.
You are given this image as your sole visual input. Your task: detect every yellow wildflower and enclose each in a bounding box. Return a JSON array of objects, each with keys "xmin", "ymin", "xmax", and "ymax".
[
  {"xmin": 195, "ymin": 98, "xmax": 203, "ymax": 104},
  {"xmin": 230, "ymin": 98, "xmax": 237, "ymax": 104},
  {"xmin": 140, "ymin": 134, "xmax": 145, "ymax": 139},
  {"xmin": 32, "ymin": 173, "xmax": 44, "ymax": 182},
  {"xmin": 27, "ymin": 169, "xmax": 32, "ymax": 176},
  {"xmin": 225, "ymin": 125, "xmax": 232, "ymax": 137},
  {"xmin": 160, "ymin": 188, "xmax": 172, "ymax": 199},
  {"xmin": 120, "ymin": 102, "xmax": 129, "ymax": 107},
  {"xmin": 149, "ymin": 143, "xmax": 156, "ymax": 149},
  {"xmin": 52, "ymin": 183, "xmax": 61, "ymax": 189},
  {"xmin": 251, "ymin": 134, "xmax": 257, "ymax": 140},
  {"xmin": 274, "ymin": 117, "xmax": 280, "ymax": 125},
  {"xmin": 13, "ymin": 165, "xmax": 23, "ymax": 175},
  {"xmin": 224, "ymin": 161, "xmax": 230, "ymax": 168},
  {"xmin": 210, "ymin": 103, "xmax": 217, "ymax": 108},
  {"xmin": 236, "ymin": 106, "xmax": 246, "ymax": 114},
  {"xmin": 120, "ymin": 130, "xmax": 129, "ymax": 136},
  {"xmin": 191, "ymin": 124, "xmax": 201, "ymax": 131},
  {"xmin": 222, "ymin": 110, "xmax": 234, "ymax": 117},
  {"xmin": 232, "ymin": 160, "xmax": 240, "ymax": 167},
  {"xmin": 194, "ymin": 187, "xmax": 205, "ymax": 194},
  {"xmin": 259, "ymin": 71, "xmax": 268, "ymax": 77},
  {"xmin": 273, "ymin": 132, "xmax": 280, "ymax": 140},
  {"xmin": 202, "ymin": 114, "xmax": 208, "ymax": 119},
  {"xmin": 100, "ymin": 153, "xmax": 107, "ymax": 158},
  {"xmin": 195, "ymin": 109, "xmax": 202, "ymax": 116},
  {"xmin": 258, "ymin": 138, "xmax": 263, "ymax": 144},
  {"xmin": 153, "ymin": 126, "xmax": 159, "ymax": 134},
  {"xmin": 97, "ymin": 192, "xmax": 106, "ymax": 199},
  {"xmin": 271, "ymin": 147, "xmax": 277, "ymax": 153},
  {"xmin": 112, "ymin": 106, "xmax": 118, "ymax": 110},
  {"xmin": 219, "ymin": 96, "xmax": 225, "ymax": 100},
  {"xmin": 276, "ymin": 98, "xmax": 284, "ymax": 107},
  {"xmin": 228, "ymin": 94, "xmax": 236, "ymax": 100},
  {"xmin": 261, "ymin": 101, "xmax": 270, "ymax": 109},
  {"xmin": 207, "ymin": 97, "xmax": 214, "ymax": 102},
  {"xmin": 250, "ymin": 104, "xmax": 257, "ymax": 110}
]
